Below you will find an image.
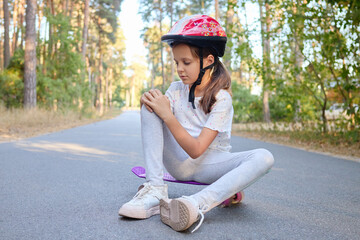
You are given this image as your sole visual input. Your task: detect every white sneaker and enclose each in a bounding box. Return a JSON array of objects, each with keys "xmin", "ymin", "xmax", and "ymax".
[
  {"xmin": 160, "ymin": 196, "xmax": 208, "ymax": 233},
  {"xmin": 118, "ymin": 182, "xmax": 168, "ymax": 219}
]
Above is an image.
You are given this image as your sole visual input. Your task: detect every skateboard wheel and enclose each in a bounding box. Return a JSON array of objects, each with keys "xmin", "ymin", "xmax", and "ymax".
[{"xmin": 219, "ymin": 191, "xmax": 244, "ymax": 208}]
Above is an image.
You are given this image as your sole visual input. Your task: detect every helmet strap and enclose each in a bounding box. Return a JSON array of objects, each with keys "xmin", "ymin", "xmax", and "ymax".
[{"xmin": 188, "ymin": 49, "xmax": 216, "ymax": 109}]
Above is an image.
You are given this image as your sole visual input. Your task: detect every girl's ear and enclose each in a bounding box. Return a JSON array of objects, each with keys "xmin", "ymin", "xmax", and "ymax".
[{"xmin": 204, "ymin": 54, "xmax": 215, "ymax": 68}]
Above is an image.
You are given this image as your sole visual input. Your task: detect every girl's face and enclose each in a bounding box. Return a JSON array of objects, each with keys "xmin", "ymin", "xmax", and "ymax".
[{"xmin": 172, "ymin": 43, "xmax": 200, "ymax": 86}]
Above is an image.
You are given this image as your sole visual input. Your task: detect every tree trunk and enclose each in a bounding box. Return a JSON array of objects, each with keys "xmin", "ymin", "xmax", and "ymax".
[
  {"xmin": 37, "ymin": 0, "xmax": 44, "ymax": 65},
  {"xmin": 24, "ymin": 0, "xmax": 37, "ymax": 109},
  {"xmin": 0, "ymin": 36, "xmax": 3, "ymax": 70},
  {"xmin": 98, "ymin": 54, "xmax": 104, "ymax": 114},
  {"xmin": 224, "ymin": 0, "xmax": 237, "ymax": 72},
  {"xmin": 97, "ymin": 18, "xmax": 104, "ymax": 114},
  {"xmin": 42, "ymin": 19, "xmax": 47, "ymax": 75},
  {"xmin": 69, "ymin": 0, "xmax": 74, "ymax": 19},
  {"xmin": 3, "ymin": 0, "xmax": 11, "ymax": 68},
  {"xmin": 11, "ymin": 0, "xmax": 19, "ymax": 57},
  {"xmin": 160, "ymin": 37, "xmax": 165, "ymax": 91},
  {"xmin": 259, "ymin": 0, "xmax": 271, "ymax": 123},
  {"xmin": 264, "ymin": 1, "xmax": 272, "ymax": 123},
  {"xmin": 81, "ymin": 0, "xmax": 90, "ymax": 60},
  {"xmin": 13, "ymin": 0, "xmax": 25, "ymax": 50},
  {"xmin": 63, "ymin": 0, "xmax": 69, "ymax": 16},
  {"xmin": 320, "ymin": 81, "xmax": 328, "ymax": 133},
  {"xmin": 109, "ymin": 68, "xmax": 113, "ymax": 109},
  {"xmin": 19, "ymin": 0, "xmax": 25, "ymax": 50},
  {"xmin": 126, "ymin": 90, "xmax": 130, "ymax": 108},
  {"xmin": 48, "ymin": 0, "xmax": 54, "ymax": 59},
  {"xmin": 293, "ymin": 0, "xmax": 305, "ymax": 122},
  {"xmin": 151, "ymin": 66, "xmax": 155, "ymax": 89},
  {"xmin": 131, "ymin": 77, "xmax": 135, "ymax": 107},
  {"xmin": 105, "ymin": 67, "xmax": 109, "ymax": 111},
  {"xmin": 87, "ymin": 55, "xmax": 91, "ymax": 87}
]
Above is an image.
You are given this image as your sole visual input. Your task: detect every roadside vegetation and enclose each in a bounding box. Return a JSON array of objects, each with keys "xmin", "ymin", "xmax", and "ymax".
[
  {"xmin": 232, "ymin": 122, "xmax": 360, "ymax": 160},
  {"xmin": 231, "ymin": 82, "xmax": 359, "ymax": 160},
  {"xmin": 0, "ymin": 104, "xmax": 122, "ymax": 142}
]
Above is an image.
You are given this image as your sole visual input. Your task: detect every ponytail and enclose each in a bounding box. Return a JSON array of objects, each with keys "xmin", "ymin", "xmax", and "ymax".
[{"xmin": 200, "ymin": 59, "xmax": 231, "ymax": 114}]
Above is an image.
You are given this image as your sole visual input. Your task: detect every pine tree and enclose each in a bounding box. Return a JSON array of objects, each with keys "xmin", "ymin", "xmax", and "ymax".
[
  {"xmin": 3, "ymin": 0, "xmax": 10, "ymax": 68},
  {"xmin": 24, "ymin": 0, "xmax": 37, "ymax": 109}
]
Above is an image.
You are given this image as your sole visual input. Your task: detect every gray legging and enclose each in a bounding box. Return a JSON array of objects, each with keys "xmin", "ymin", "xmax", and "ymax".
[{"xmin": 141, "ymin": 106, "xmax": 274, "ymax": 211}]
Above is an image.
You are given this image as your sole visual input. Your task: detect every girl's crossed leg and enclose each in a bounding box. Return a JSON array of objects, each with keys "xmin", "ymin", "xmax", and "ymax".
[{"xmin": 141, "ymin": 106, "xmax": 274, "ymax": 215}]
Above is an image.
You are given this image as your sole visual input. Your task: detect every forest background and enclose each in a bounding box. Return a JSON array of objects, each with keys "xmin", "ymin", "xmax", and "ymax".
[{"xmin": 0, "ymin": 0, "xmax": 359, "ymax": 158}]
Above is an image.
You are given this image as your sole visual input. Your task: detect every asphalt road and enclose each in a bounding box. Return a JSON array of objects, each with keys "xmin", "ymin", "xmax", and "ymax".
[{"xmin": 1, "ymin": 110, "xmax": 359, "ymax": 240}]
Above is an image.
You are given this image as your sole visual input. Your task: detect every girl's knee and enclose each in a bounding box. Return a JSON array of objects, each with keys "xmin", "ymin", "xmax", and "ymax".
[
  {"xmin": 141, "ymin": 105, "xmax": 159, "ymax": 120},
  {"xmin": 256, "ymin": 148, "xmax": 274, "ymax": 169},
  {"xmin": 141, "ymin": 104, "xmax": 151, "ymax": 115}
]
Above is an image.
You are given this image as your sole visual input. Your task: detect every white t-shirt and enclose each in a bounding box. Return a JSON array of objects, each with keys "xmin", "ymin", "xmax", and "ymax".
[{"xmin": 165, "ymin": 81, "xmax": 233, "ymax": 152}]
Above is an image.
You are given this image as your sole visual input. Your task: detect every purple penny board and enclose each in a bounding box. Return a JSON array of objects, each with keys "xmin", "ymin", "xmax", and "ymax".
[{"xmin": 132, "ymin": 166, "xmax": 208, "ymax": 186}]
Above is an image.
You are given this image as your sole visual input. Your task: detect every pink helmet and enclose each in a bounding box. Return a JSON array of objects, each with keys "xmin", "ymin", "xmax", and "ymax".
[{"xmin": 161, "ymin": 15, "xmax": 227, "ymax": 57}]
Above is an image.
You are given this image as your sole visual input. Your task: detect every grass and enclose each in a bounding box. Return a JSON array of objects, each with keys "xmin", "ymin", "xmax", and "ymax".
[
  {"xmin": 0, "ymin": 105, "xmax": 123, "ymax": 142},
  {"xmin": 232, "ymin": 123, "xmax": 360, "ymax": 161}
]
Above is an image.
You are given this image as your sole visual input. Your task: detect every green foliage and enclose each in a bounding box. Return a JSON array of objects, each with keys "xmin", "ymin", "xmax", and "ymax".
[
  {"xmin": 142, "ymin": 25, "xmax": 163, "ymax": 86},
  {"xmin": 231, "ymin": 82, "xmax": 311, "ymax": 123},
  {"xmin": 0, "ymin": 69, "xmax": 24, "ymax": 108},
  {"xmin": 36, "ymin": 11, "xmax": 92, "ymax": 112},
  {"xmin": 268, "ymin": 96, "xmax": 292, "ymax": 122},
  {"xmin": 327, "ymin": 0, "xmax": 360, "ymax": 26},
  {"xmin": 93, "ymin": 0, "xmax": 123, "ymax": 43},
  {"xmin": 36, "ymin": 74, "xmax": 92, "ymax": 112},
  {"xmin": 232, "ymin": 82, "xmax": 262, "ymax": 123},
  {"xmin": 111, "ymin": 85, "xmax": 125, "ymax": 108},
  {"xmin": 7, "ymin": 48, "xmax": 25, "ymax": 72},
  {"xmin": 1, "ymin": 0, "xmax": 126, "ymax": 118},
  {"xmin": 0, "ymin": 49, "xmax": 26, "ymax": 108}
]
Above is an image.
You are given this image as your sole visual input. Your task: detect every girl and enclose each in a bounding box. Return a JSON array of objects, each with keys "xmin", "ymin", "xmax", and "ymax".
[{"xmin": 118, "ymin": 15, "xmax": 274, "ymax": 233}]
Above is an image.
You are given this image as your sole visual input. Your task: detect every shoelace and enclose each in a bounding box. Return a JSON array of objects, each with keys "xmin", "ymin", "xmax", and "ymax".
[
  {"xmin": 181, "ymin": 196, "xmax": 209, "ymax": 233},
  {"xmin": 133, "ymin": 183, "xmax": 164, "ymax": 202},
  {"xmin": 191, "ymin": 210, "xmax": 205, "ymax": 233},
  {"xmin": 133, "ymin": 183, "xmax": 152, "ymax": 200}
]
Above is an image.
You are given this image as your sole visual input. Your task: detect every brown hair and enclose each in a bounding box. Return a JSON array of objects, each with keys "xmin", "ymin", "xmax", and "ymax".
[{"xmin": 188, "ymin": 45, "xmax": 232, "ymax": 114}]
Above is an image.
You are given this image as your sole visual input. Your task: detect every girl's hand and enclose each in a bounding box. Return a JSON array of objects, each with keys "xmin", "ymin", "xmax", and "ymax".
[
  {"xmin": 142, "ymin": 89, "xmax": 172, "ymax": 120},
  {"xmin": 140, "ymin": 92, "xmax": 154, "ymax": 113}
]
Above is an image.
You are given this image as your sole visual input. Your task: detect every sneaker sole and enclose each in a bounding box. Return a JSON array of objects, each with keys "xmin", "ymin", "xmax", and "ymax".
[
  {"xmin": 160, "ymin": 199, "xmax": 192, "ymax": 231},
  {"xmin": 118, "ymin": 205, "xmax": 159, "ymax": 219}
]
